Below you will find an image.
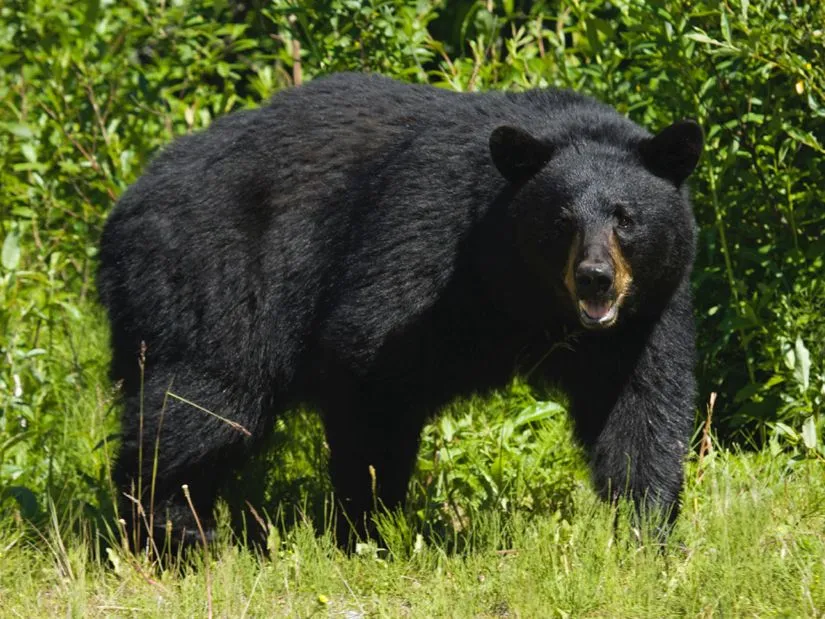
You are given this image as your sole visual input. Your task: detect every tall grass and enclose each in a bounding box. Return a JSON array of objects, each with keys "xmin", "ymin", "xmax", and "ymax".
[
  {"xmin": 1, "ymin": 449, "xmax": 823, "ymax": 617},
  {"xmin": 0, "ymin": 304, "xmax": 822, "ymax": 616}
]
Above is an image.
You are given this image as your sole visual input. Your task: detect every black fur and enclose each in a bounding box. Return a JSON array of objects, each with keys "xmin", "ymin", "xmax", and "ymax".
[{"xmin": 98, "ymin": 73, "xmax": 701, "ymax": 546}]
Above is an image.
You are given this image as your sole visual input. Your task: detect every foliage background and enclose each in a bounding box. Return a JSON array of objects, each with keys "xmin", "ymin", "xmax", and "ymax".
[{"xmin": 1, "ymin": 0, "xmax": 823, "ymax": 532}]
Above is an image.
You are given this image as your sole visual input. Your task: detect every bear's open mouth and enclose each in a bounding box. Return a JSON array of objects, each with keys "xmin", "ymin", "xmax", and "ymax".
[{"xmin": 577, "ymin": 297, "xmax": 620, "ymax": 329}]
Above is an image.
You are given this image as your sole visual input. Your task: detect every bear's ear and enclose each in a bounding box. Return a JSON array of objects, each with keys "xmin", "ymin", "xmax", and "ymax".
[
  {"xmin": 489, "ymin": 125, "xmax": 554, "ymax": 184},
  {"xmin": 640, "ymin": 119, "xmax": 704, "ymax": 186}
]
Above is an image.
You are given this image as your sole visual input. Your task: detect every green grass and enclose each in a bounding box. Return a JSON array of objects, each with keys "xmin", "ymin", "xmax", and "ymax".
[
  {"xmin": 0, "ymin": 451, "xmax": 823, "ymax": 617},
  {"xmin": 2, "ymin": 304, "xmax": 824, "ymax": 617}
]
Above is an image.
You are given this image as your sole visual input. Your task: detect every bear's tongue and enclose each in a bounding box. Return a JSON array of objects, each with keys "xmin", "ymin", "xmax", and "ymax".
[{"xmin": 582, "ymin": 300, "xmax": 613, "ymax": 320}]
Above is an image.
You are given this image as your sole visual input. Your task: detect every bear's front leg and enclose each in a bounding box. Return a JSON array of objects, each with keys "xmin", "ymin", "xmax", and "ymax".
[{"xmin": 566, "ymin": 297, "xmax": 696, "ymax": 535}]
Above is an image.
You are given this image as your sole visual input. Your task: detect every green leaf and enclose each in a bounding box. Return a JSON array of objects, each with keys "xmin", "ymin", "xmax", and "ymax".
[
  {"xmin": 2, "ymin": 228, "xmax": 21, "ymax": 270},
  {"xmin": 513, "ymin": 401, "xmax": 565, "ymax": 428},
  {"xmin": 773, "ymin": 422, "xmax": 798, "ymax": 441},
  {"xmin": 57, "ymin": 301, "xmax": 82, "ymax": 320},
  {"xmin": 784, "ymin": 125, "xmax": 825, "ymax": 154},
  {"xmin": 793, "ymin": 337, "xmax": 810, "ymax": 391},
  {"xmin": 0, "ymin": 53, "xmax": 21, "ymax": 68},
  {"xmin": 784, "ymin": 345, "xmax": 795, "ymax": 372},
  {"xmin": 82, "ymin": 0, "xmax": 101, "ymax": 37},
  {"xmin": 440, "ymin": 417, "xmax": 454, "ymax": 442},
  {"xmin": 11, "ymin": 207, "xmax": 36, "ymax": 219},
  {"xmin": 685, "ymin": 31, "xmax": 717, "ymax": 45},
  {"xmin": 0, "ymin": 431, "xmax": 32, "ymax": 455},
  {"xmin": 801, "ymin": 416, "xmax": 817, "ymax": 450},
  {"xmin": 2, "ymin": 123, "xmax": 34, "ymax": 139},
  {"xmin": 720, "ymin": 8, "xmax": 732, "ymax": 43}
]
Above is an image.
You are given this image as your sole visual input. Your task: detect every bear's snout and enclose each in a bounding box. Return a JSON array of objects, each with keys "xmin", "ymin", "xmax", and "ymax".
[{"xmin": 575, "ymin": 261, "xmax": 614, "ymax": 299}]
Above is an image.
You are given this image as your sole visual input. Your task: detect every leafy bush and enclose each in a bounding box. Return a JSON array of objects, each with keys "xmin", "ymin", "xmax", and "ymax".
[
  {"xmin": 2, "ymin": 0, "xmax": 823, "ymax": 524},
  {"xmin": 222, "ymin": 380, "xmax": 584, "ymax": 546},
  {"xmin": 412, "ymin": 382, "xmax": 584, "ymax": 538}
]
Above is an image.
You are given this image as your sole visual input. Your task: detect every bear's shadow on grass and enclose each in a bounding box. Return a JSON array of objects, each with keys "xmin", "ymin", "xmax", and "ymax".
[
  {"xmin": 216, "ymin": 401, "xmax": 582, "ymax": 556},
  {"xmin": 220, "ymin": 408, "xmax": 333, "ymax": 547}
]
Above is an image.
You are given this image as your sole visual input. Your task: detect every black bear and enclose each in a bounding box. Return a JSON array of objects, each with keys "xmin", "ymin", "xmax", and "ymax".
[{"xmin": 98, "ymin": 72, "xmax": 702, "ymax": 548}]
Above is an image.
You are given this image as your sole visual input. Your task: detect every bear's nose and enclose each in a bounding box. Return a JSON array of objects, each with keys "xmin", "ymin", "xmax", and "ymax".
[{"xmin": 575, "ymin": 263, "xmax": 613, "ymax": 298}]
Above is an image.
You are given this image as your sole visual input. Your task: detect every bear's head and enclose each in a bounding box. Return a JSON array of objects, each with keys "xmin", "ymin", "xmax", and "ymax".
[{"xmin": 490, "ymin": 119, "xmax": 703, "ymax": 330}]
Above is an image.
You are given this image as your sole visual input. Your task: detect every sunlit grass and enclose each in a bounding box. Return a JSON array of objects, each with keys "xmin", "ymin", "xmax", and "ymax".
[
  {"xmin": 1, "ymin": 447, "xmax": 823, "ymax": 617},
  {"xmin": 1, "ymin": 302, "xmax": 824, "ymax": 617}
]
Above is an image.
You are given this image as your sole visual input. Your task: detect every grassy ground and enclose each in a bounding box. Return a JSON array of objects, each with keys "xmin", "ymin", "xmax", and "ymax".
[
  {"xmin": 1, "ymin": 306, "xmax": 824, "ymax": 617},
  {"xmin": 1, "ymin": 450, "xmax": 823, "ymax": 616}
]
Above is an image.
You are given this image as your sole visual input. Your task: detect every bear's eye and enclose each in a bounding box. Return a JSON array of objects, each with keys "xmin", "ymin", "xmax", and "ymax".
[
  {"xmin": 552, "ymin": 215, "xmax": 573, "ymax": 237},
  {"xmin": 614, "ymin": 205, "xmax": 633, "ymax": 230}
]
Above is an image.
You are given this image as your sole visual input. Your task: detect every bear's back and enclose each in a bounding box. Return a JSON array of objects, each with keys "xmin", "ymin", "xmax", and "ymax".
[{"xmin": 98, "ymin": 74, "xmax": 646, "ymax": 391}]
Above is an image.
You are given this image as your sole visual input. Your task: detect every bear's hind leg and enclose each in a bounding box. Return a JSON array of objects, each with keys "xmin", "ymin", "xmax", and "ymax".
[{"xmin": 113, "ymin": 362, "xmax": 272, "ymax": 551}]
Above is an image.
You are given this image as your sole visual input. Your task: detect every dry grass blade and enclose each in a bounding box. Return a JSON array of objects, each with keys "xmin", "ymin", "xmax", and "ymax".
[
  {"xmin": 183, "ymin": 484, "xmax": 213, "ymax": 619},
  {"xmin": 166, "ymin": 391, "xmax": 252, "ymax": 437},
  {"xmin": 697, "ymin": 391, "xmax": 717, "ymax": 483}
]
